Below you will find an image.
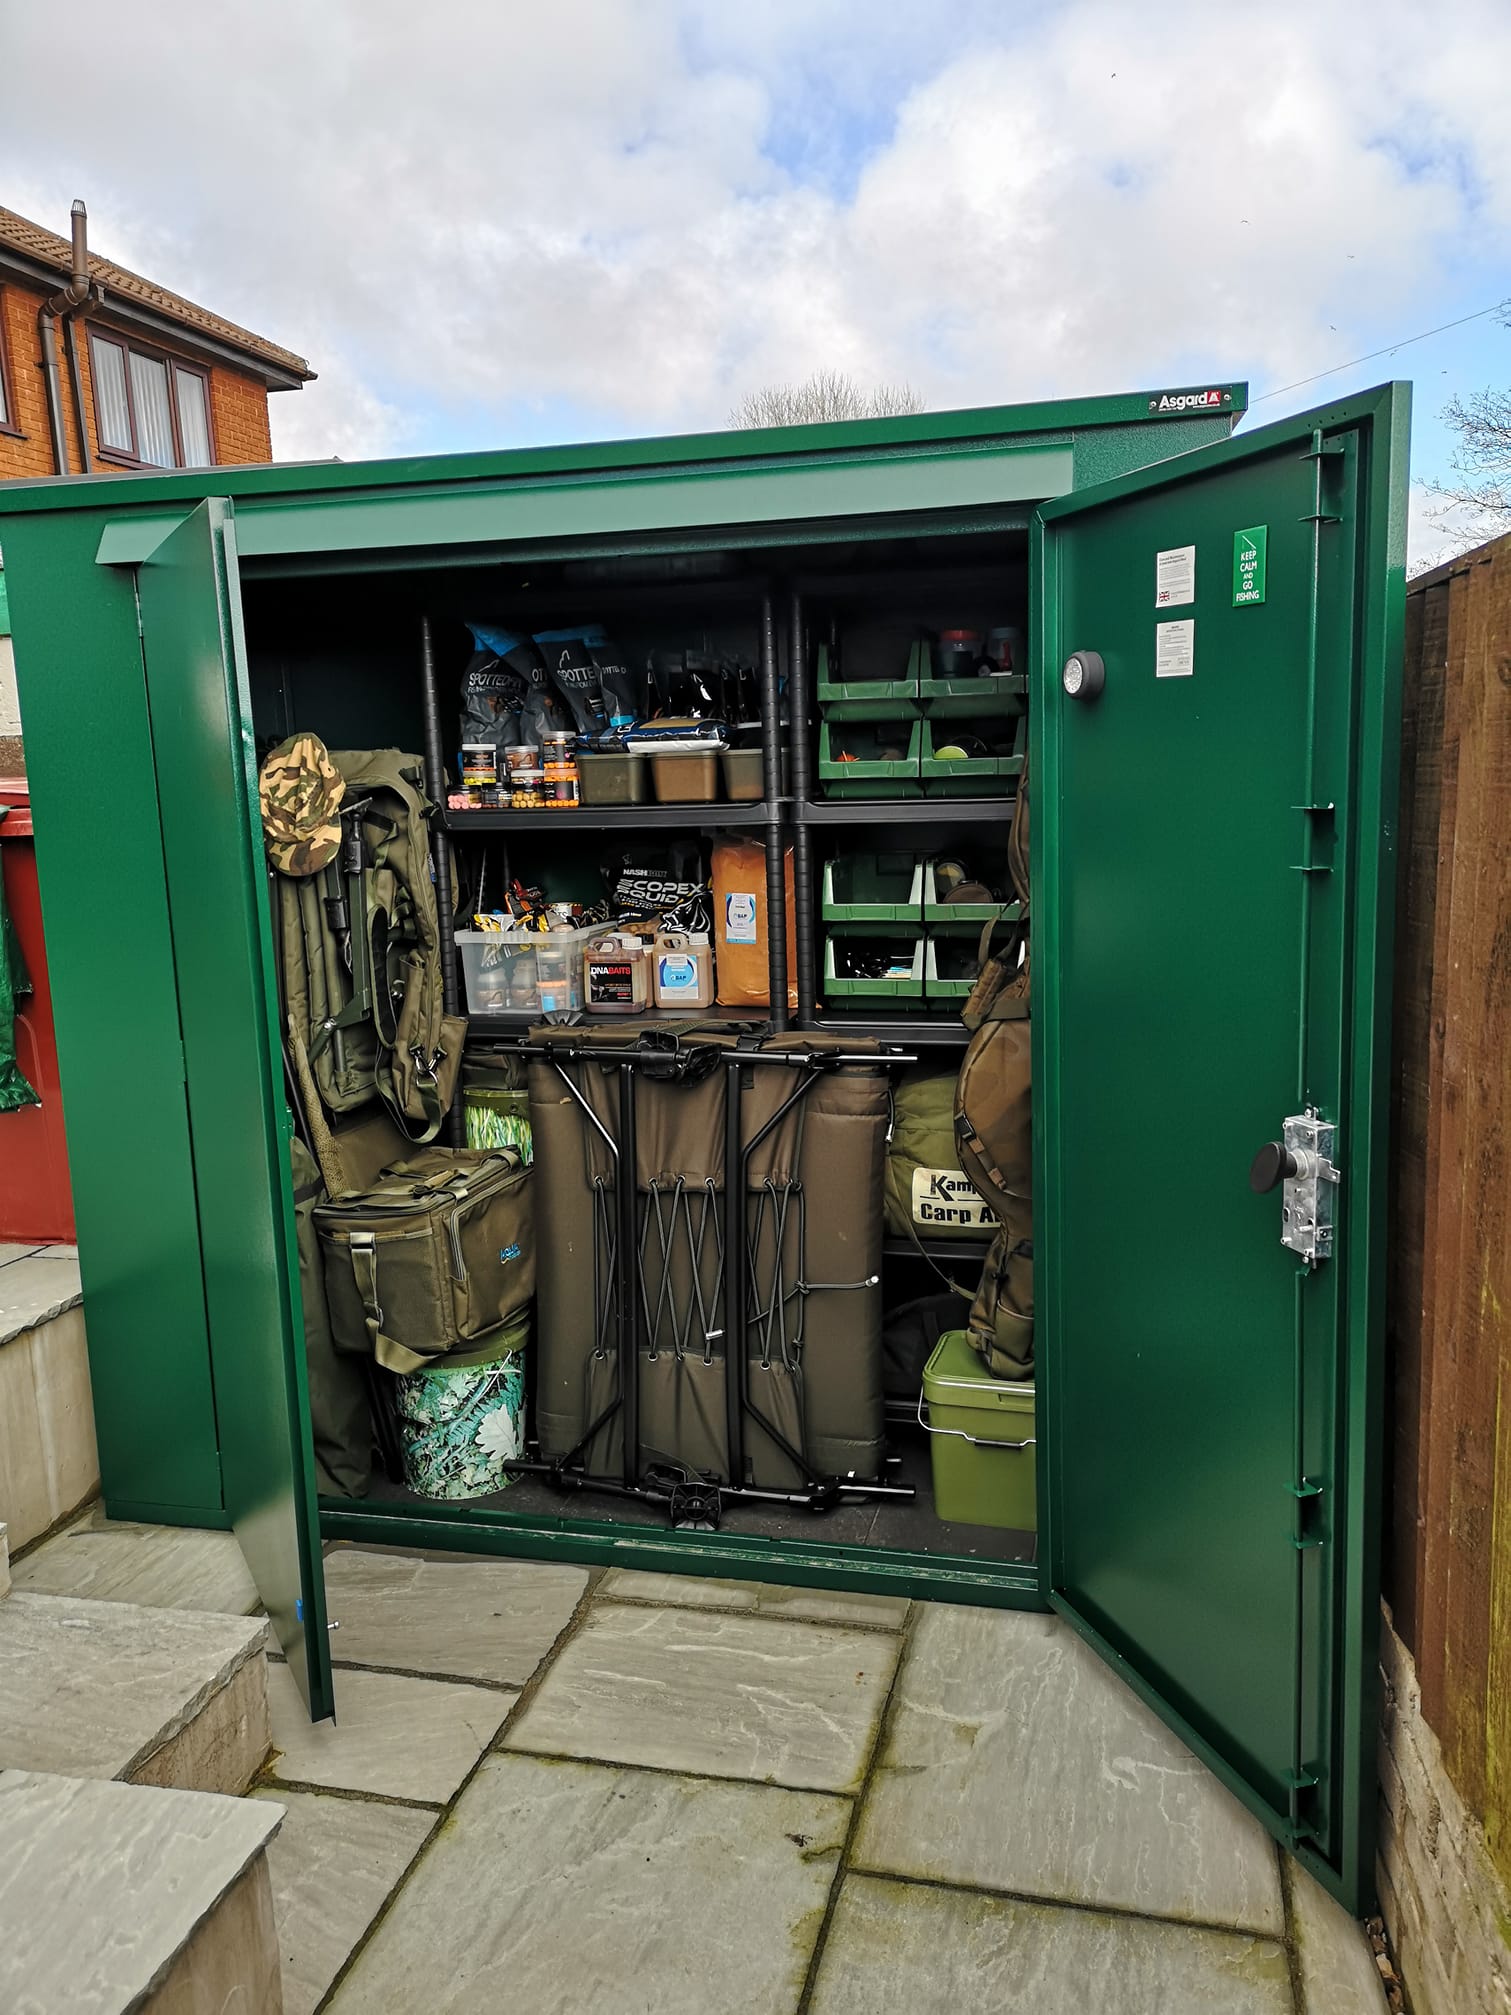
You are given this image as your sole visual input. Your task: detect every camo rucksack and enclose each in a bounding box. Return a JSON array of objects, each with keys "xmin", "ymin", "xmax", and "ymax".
[{"xmin": 953, "ymin": 772, "xmax": 1033, "ymax": 1376}]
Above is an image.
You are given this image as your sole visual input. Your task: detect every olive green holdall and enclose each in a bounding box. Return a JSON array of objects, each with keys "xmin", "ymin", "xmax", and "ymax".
[{"xmin": 315, "ymin": 1148, "xmax": 534, "ymax": 1375}]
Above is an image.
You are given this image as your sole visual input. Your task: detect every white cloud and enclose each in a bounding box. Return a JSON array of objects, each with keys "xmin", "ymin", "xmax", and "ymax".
[
  {"xmin": 3, "ymin": 0, "xmax": 1509, "ymax": 460},
  {"xmin": 1407, "ymin": 481, "xmax": 1500, "ymax": 576}
]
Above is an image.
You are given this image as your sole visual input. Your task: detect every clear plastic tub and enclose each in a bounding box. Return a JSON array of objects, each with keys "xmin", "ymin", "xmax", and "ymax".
[{"xmin": 457, "ymin": 926, "xmax": 597, "ymax": 1016}]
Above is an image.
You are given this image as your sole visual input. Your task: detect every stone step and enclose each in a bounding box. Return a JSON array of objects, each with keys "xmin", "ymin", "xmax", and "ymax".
[
  {"xmin": 0, "ymin": 1590, "xmax": 270, "ymax": 1795},
  {"xmin": 0, "ymin": 1769, "xmax": 284, "ymax": 2014},
  {"xmin": 0, "ymin": 1243, "xmax": 97, "ymax": 1552}
]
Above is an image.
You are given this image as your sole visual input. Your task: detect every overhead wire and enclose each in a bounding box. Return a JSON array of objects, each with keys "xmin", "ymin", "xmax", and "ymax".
[{"xmin": 1249, "ymin": 297, "xmax": 1511, "ymax": 404}]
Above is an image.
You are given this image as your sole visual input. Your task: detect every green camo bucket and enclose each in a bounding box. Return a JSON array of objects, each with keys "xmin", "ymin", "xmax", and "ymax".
[{"xmin": 394, "ymin": 1323, "xmax": 528, "ymax": 1501}]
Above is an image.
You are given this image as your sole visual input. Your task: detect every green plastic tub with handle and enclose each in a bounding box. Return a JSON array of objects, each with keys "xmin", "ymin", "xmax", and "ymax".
[{"xmin": 921, "ymin": 1329, "xmax": 1036, "ymax": 1529}]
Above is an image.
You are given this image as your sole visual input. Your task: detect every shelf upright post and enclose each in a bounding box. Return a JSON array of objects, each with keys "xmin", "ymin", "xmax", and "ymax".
[
  {"xmin": 786, "ymin": 587, "xmax": 817, "ymax": 1025},
  {"xmin": 758, "ymin": 590, "xmax": 789, "ymax": 1032},
  {"xmin": 420, "ymin": 615, "xmax": 467, "ymax": 1144}
]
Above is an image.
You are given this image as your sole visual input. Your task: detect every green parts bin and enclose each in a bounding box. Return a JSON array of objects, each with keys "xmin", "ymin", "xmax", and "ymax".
[
  {"xmin": 920, "ymin": 714, "xmax": 1026, "ymax": 796},
  {"xmin": 814, "ymin": 636, "xmax": 922, "ymax": 718},
  {"xmin": 822, "ymin": 853, "xmax": 924, "ymax": 921},
  {"xmin": 924, "ymin": 928, "xmax": 986, "ymax": 1003},
  {"xmin": 823, "ymin": 925, "xmax": 925, "ymax": 999},
  {"xmin": 921, "ymin": 1329, "xmax": 1036, "ymax": 1530},
  {"xmin": 394, "ymin": 1324, "xmax": 529, "ymax": 1501},
  {"xmin": 818, "ymin": 716, "xmax": 922, "ymax": 798},
  {"xmin": 923, "ymin": 860, "xmax": 1019, "ymax": 925}
]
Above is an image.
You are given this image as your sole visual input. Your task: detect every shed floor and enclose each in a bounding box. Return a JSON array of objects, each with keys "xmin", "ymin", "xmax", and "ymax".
[
  {"xmin": 363, "ymin": 1428, "xmax": 1038, "ymax": 1567},
  {"xmin": 13, "ymin": 1515, "xmax": 1388, "ymax": 2014}
]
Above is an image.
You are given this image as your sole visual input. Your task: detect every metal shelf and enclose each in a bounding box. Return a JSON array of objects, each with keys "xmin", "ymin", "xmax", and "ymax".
[
  {"xmin": 811, "ymin": 1014, "xmax": 969, "ymax": 1047},
  {"xmin": 468, "ymin": 1006, "xmax": 771, "ymax": 1035},
  {"xmin": 882, "ymin": 1236, "xmax": 989, "ymax": 1264},
  {"xmin": 443, "ymin": 801, "xmax": 771, "ymax": 833},
  {"xmin": 800, "ymin": 796, "xmax": 1017, "ymax": 826}
]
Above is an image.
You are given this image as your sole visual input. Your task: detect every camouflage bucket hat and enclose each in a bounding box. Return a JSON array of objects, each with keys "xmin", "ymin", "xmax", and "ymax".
[{"xmin": 259, "ymin": 732, "xmax": 343, "ymax": 876}]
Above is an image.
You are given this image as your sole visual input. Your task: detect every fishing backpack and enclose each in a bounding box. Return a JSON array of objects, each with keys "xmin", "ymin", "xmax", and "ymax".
[
  {"xmin": 953, "ymin": 774, "xmax": 1034, "ymax": 1377},
  {"xmin": 274, "ymin": 749, "xmax": 466, "ymax": 1144}
]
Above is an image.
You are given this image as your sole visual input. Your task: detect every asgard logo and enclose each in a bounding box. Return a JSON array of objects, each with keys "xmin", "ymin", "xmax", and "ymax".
[{"xmin": 1149, "ymin": 389, "xmax": 1229, "ymax": 413}]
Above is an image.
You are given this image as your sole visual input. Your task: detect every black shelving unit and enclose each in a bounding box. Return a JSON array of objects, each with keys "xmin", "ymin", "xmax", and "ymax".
[{"xmin": 423, "ymin": 580, "xmax": 1022, "ymax": 1044}]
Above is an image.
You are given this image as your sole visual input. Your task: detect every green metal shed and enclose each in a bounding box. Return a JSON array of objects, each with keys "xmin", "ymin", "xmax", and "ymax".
[{"xmin": 0, "ymin": 378, "xmax": 1409, "ymax": 1912}]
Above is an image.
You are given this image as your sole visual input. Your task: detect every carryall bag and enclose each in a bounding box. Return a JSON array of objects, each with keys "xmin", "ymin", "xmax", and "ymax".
[
  {"xmin": 953, "ymin": 772, "xmax": 1034, "ymax": 1373},
  {"xmin": 268, "ymin": 744, "xmax": 467, "ymax": 1144},
  {"xmin": 315, "ymin": 1148, "xmax": 534, "ymax": 1375},
  {"xmin": 290, "ymin": 1138, "xmax": 373, "ymax": 1497},
  {"xmin": 883, "ymin": 1068, "xmax": 994, "ymax": 1244}
]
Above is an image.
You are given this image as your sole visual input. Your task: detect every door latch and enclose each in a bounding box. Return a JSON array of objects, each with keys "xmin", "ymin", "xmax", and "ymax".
[{"xmin": 1249, "ymin": 1112, "xmax": 1339, "ymax": 1264}]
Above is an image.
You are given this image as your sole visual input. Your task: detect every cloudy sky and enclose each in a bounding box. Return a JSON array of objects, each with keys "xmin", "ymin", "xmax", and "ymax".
[{"xmin": 4, "ymin": 0, "xmax": 1508, "ymax": 562}]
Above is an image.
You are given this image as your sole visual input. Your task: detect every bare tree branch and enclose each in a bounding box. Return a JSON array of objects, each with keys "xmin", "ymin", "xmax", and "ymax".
[
  {"xmin": 1426, "ymin": 308, "xmax": 1511, "ymax": 546},
  {"xmin": 730, "ymin": 371, "xmax": 926, "ymax": 429}
]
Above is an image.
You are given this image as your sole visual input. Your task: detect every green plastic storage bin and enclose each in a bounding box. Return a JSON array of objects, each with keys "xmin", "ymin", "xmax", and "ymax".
[
  {"xmin": 823, "ymin": 926, "xmax": 925, "ymax": 999},
  {"xmin": 919, "ymin": 650, "xmax": 1027, "ymax": 717},
  {"xmin": 818, "ymin": 716, "xmax": 923, "ymax": 798},
  {"xmin": 924, "ymin": 929, "xmax": 985, "ymax": 1002},
  {"xmin": 923, "ymin": 860, "xmax": 1021, "ymax": 924},
  {"xmin": 920, "ymin": 714, "xmax": 1025, "ymax": 796},
  {"xmin": 921, "ymin": 1329, "xmax": 1036, "ymax": 1530},
  {"xmin": 814, "ymin": 638, "xmax": 922, "ymax": 718},
  {"xmin": 823, "ymin": 853, "xmax": 924, "ymax": 921}
]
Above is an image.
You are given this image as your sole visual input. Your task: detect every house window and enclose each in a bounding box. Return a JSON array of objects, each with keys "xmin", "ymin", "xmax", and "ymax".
[
  {"xmin": 0, "ymin": 289, "xmax": 18, "ymax": 435},
  {"xmin": 88, "ymin": 331, "xmax": 215, "ymax": 467}
]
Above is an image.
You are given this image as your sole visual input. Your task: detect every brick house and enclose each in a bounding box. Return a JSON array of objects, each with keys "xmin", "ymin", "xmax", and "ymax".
[{"xmin": 0, "ymin": 199, "xmax": 313, "ymax": 771}]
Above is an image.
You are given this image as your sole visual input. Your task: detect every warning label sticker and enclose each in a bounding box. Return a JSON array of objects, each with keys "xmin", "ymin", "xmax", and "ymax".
[
  {"xmin": 911, "ymin": 1166, "xmax": 993, "ymax": 1233},
  {"xmin": 1155, "ymin": 544, "xmax": 1196, "ymax": 608},
  {"xmin": 1155, "ymin": 619, "xmax": 1195, "ymax": 679}
]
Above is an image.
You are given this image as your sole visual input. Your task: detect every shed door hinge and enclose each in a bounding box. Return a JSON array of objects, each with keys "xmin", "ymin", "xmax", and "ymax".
[{"xmin": 1282, "ymin": 1767, "xmax": 1323, "ymax": 1847}]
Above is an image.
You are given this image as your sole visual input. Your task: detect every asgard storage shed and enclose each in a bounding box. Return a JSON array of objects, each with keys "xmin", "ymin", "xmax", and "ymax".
[{"xmin": 0, "ymin": 381, "xmax": 1408, "ymax": 1912}]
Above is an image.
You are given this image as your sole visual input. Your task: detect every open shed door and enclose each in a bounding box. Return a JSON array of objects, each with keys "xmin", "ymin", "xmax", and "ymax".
[
  {"xmin": 1033, "ymin": 385, "xmax": 1408, "ymax": 1909},
  {"xmin": 138, "ymin": 499, "xmax": 334, "ymax": 1719}
]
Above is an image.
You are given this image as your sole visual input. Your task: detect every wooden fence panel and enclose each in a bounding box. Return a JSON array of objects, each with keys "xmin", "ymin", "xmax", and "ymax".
[{"xmin": 1388, "ymin": 530, "xmax": 1511, "ymax": 1879}]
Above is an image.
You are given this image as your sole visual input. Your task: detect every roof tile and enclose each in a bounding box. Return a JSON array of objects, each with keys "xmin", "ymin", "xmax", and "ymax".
[{"xmin": 0, "ymin": 206, "xmax": 313, "ymax": 381}]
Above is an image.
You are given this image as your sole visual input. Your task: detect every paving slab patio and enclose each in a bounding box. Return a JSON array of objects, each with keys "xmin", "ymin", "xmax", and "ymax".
[
  {"xmin": 505, "ymin": 1600, "xmax": 900, "ymax": 1793},
  {"xmin": 251, "ymin": 1785, "xmax": 435, "ymax": 2015},
  {"xmin": 600, "ymin": 1567, "xmax": 910, "ymax": 1629},
  {"xmin": 807, "ymin": 1873, "xmax": 1295, "ymax": 2015},
  {"xmin": 327, "ymin": 1753, "xmax": 849, "ymax": 2015},
  {"xmin": 264, "ymin": 1660, "xmax": 514, "ymax": 1805},
  {"xmin": 322, "ymin": 1543, "xmax": 587, "ymax": 1684},
  {"xmin": 11, "ymin": 1503, "xmax": 261, "ymax": 1614},
  {"xmin": 852, "ymin": 1604, "xmax": 1286, "ymax": 1936},
  {"xmin": 1288, "ymin": 1860, "xmax": 1389, "ymax": 2013}
]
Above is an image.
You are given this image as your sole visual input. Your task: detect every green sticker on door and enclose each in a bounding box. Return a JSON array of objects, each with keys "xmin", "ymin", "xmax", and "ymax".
[{"xmin": 1234, "ymin": 526, "xmax": 1267, "ymax": 606}]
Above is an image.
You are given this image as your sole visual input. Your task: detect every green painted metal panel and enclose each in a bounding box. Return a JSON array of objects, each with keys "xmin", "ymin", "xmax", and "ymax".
[
  {"xmin": 96, "ymin": 442, "xmax": 1074, "ymax": 566},
  {"xmin": 1, "ymin": 509, "xmax": 224, "ymax": 1512},
  {"xmin": 0, "ymin": 383, "xmax": 1248, "ymax": 524},
  {"xmin": 1033, "ymin": 384, "xmax": 1409, "ymax": 1912},
  {"xmin": 321, "ymin": 1498, "xmax": 1047, "ymax": 1610},
  {"xmin": 136, "ymin": 500, "xmax": 333, "ymax": 1718}
]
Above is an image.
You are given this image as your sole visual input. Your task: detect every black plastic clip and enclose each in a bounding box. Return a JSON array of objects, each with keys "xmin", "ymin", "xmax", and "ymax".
[{"xmin": 668, "ymin": 1479, "xmax": 723, "ymax": 1531}]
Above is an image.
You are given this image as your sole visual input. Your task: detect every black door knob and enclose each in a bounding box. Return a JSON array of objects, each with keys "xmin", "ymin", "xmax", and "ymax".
[{"xmin": 1250, "ymin": 1142, "xmax": 1300, "ymax": 1194}]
